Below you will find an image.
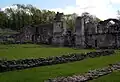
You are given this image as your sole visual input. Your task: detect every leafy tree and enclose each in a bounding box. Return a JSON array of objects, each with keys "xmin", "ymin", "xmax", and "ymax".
[
  {"xmin": 0, "ymin": 11, "xmax": 8, "ymax": 28},
  {"xmin": 64, "ymin": 13, "xmax": 78, "ymax": 31},
  {"xmin": 2, "ymin": 4, "xmax": 56, "ymax": 31},
  {"xmin": 0, "ymin": 4, "xmax": 101, "ymax": 32}
]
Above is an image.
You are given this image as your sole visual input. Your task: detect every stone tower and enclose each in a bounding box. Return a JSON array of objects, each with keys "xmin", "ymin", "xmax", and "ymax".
[
  {"xmin": 75, "ymin": 17, "xmax": 85, "ymax": 48},
  {"xmin": 52, "ymin": 12, "xmax": 66, "ymax": 46}
]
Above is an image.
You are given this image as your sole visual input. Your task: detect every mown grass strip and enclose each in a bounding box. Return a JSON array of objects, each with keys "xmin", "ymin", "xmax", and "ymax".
[
  {"xmin": 0, "ymin": 51, "xmax": 119, "ymax": 82},
  {"xmin": 0, "ymin": 50, "xmax": 114, "ymax": 72}
]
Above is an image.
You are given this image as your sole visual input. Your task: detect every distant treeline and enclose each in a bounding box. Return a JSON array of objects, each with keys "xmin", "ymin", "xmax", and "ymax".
[{"xmin": 0, "ymin": 4, "xmax": 101, "ymax": 31}]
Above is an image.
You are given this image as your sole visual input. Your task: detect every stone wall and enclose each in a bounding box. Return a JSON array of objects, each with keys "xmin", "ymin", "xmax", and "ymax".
[
  {"xmin": 75, "ymin": 17, "xmax": 120, "ymax": 49},
  {"xmin": 16, "ymin": 26, "xmax": 36, "ymax": 43},
  {"xmin": 75, "ymin": 17, "xmax": 85, "ymax": 47},
  {"xmin": 36, "ymin": 24, "xmax": 53, "ymax": 43},
  {"xmin": 97, "ymin": 34, "xmax": 116, "ymax": 48},
  {"xmin": 15, "ymin": 15, "xmax": 120, "ymax": 48},
  {"xmin": 52, "ymin": 12, "xmax": 67, "ymax": 46}
]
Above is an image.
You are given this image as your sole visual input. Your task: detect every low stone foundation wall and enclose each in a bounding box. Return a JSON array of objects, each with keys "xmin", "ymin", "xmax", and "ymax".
[
  {"xmin": 47, "ymin": 62, "xmax": 120, "ymax": 82},
  {"xmin": 0, "ymin": 50, "xmax": 115, "ymax": 72}
]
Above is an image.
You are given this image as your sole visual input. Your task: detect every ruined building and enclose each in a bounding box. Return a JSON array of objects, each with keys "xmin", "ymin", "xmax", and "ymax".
[
  {"xmin": 16, "ymin": 12, "xmax": 120, "ymax": 48},
  {"xmin": 16, "ymin": 12, "xmax": 68, "ymax": 46},
  {"xmin": 75, "ymin": 17, "xmax": 120, "ymax": 48}
]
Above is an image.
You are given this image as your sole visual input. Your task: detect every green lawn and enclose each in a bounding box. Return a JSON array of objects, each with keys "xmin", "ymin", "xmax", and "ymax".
[
  {"xmin": 0, "ymin": 44, "xmax": 93, "ymax": 60},
  {"xmin": 91, "ymin": 71, "xmax": 120, "ymax": 82},
  {"xmin": 0, "ymin": 44, "xmax": 120, "ymax": 82}
]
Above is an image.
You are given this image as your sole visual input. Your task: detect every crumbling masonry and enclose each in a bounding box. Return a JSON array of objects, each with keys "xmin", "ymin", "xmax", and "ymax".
[{"xmin": 17, "ymin": 12, "xmax": 120, "ymax": 48}]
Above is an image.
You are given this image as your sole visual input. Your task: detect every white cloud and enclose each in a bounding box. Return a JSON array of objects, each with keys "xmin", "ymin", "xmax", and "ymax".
[
  {"xmin": 110, "ymin": 0, "xmax": 120, "ymax": 4},
  {"xmin": 49, "ymin": 6, "xmax": 77, "ymax": 14},
  {"xmin": 76, "ymin": 0, "xmax": 117, "ymax": 20},
  {"xmin": 49, "ymin": 0, "xmax": 120, "ymax": 20},
  {"xmin": 1, "ymin": 0, "xmax": 119, "ymax": 20},
  {"xmin": 1, "ymin": 5, "xmax": 18, "ymax": 11}
]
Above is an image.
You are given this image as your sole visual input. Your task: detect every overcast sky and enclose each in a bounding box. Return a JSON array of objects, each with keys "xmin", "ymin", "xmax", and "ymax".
[{"xmin": 0, "ymin": 0, "xmax": 120, "ymax": 20}]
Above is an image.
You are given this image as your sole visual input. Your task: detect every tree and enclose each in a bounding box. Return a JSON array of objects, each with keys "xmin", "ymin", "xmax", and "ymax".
[
  {"xmin": 0, "ymin": 11, "xmax": 8, "ymax": 29},
  {"xmin": 81, "ymin": 12, "xmax": 101, "ymax": 25},
  {"xmin": 0, "ymin": 4, "xmax": 102, "ymax": 32},
  {"xmin": 4, "ymin": 4, "xmax": 56, "ymax": 30},
  {"xmin": 64, "ymin": 13, "xmax": 78, "ymax": 31}
]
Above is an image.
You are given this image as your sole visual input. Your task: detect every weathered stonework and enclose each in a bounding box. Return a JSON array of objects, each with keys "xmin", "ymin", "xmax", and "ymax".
[
  {"xmin": 52, "ymin": 12, "xmax": 67, "ymax": 46},
  {"xmin": 75, "ymin": 17, "xmax": 120, "ymax": 48},
  {"xmin": 16, "ymin": 12, "xmax": 120, "ymax": 49},
  {"xmin": 75, "ymin": 17, "xmax": 85, "ymax": 48}
]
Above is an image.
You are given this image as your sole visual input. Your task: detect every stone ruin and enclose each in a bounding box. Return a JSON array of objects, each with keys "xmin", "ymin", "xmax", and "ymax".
[
  {"xmin": 75, "ymin": 17, "xmax": 120, "ymax": 49},
  {"xmin": 15, "ymin": 12, "xmax": 120, "ymax": 49},
  {"xmin": 16, "ymin": 12, "xmax": 67, "ymax": 46}
]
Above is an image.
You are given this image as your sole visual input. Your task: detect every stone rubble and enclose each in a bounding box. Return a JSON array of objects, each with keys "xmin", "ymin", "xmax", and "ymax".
[
  {"xmin": 47, "ymin": 62, "xmax": 120, "ymax": 82},
  {"xmin": 0, "ymin": 50, "xmax": 114, "ymax": 72}
]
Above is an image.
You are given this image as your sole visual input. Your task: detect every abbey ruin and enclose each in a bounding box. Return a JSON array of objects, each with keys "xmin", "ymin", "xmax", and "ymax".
[{"xmin": 16, "ymin": 12, "xmax": 120, "ymax": 48}]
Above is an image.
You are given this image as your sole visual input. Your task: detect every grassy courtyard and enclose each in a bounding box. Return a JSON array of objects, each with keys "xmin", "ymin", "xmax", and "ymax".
[
  {"xmin": 0, "ymin": 44, "xmax": 120, "ymax": 82},
  {"xmin": 0, "ymin": 44, "xmax": 93, "ymax": 60}
]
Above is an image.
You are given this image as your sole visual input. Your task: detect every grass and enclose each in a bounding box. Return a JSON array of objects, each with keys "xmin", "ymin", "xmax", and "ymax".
[
  {"xmin": 91, "ymin": 71, "xmax": 120, "ymax": 82},
  {"xmin": 0, "ymin": 44, "xmax": 120, "ymax": 82},
  {"xmin": 0, "ymin": 44, "xmax": 93, "ymax": 60}
]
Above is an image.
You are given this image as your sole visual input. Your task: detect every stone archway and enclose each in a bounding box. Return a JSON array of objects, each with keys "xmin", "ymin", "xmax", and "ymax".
[{"xmin": 97, "ymin": 18, "xmax": 120, "ymax": 48}]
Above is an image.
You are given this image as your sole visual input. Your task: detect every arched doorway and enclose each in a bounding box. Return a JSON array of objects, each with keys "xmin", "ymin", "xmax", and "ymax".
[{"xmin": 97, "ymin": 18, "xmax": 120, "ymax": 48}]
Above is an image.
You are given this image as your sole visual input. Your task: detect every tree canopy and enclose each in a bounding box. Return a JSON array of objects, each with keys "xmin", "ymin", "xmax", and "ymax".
[{"xmin": 0, "ymin": 4, "xmax": 101, "ymax": 31}]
